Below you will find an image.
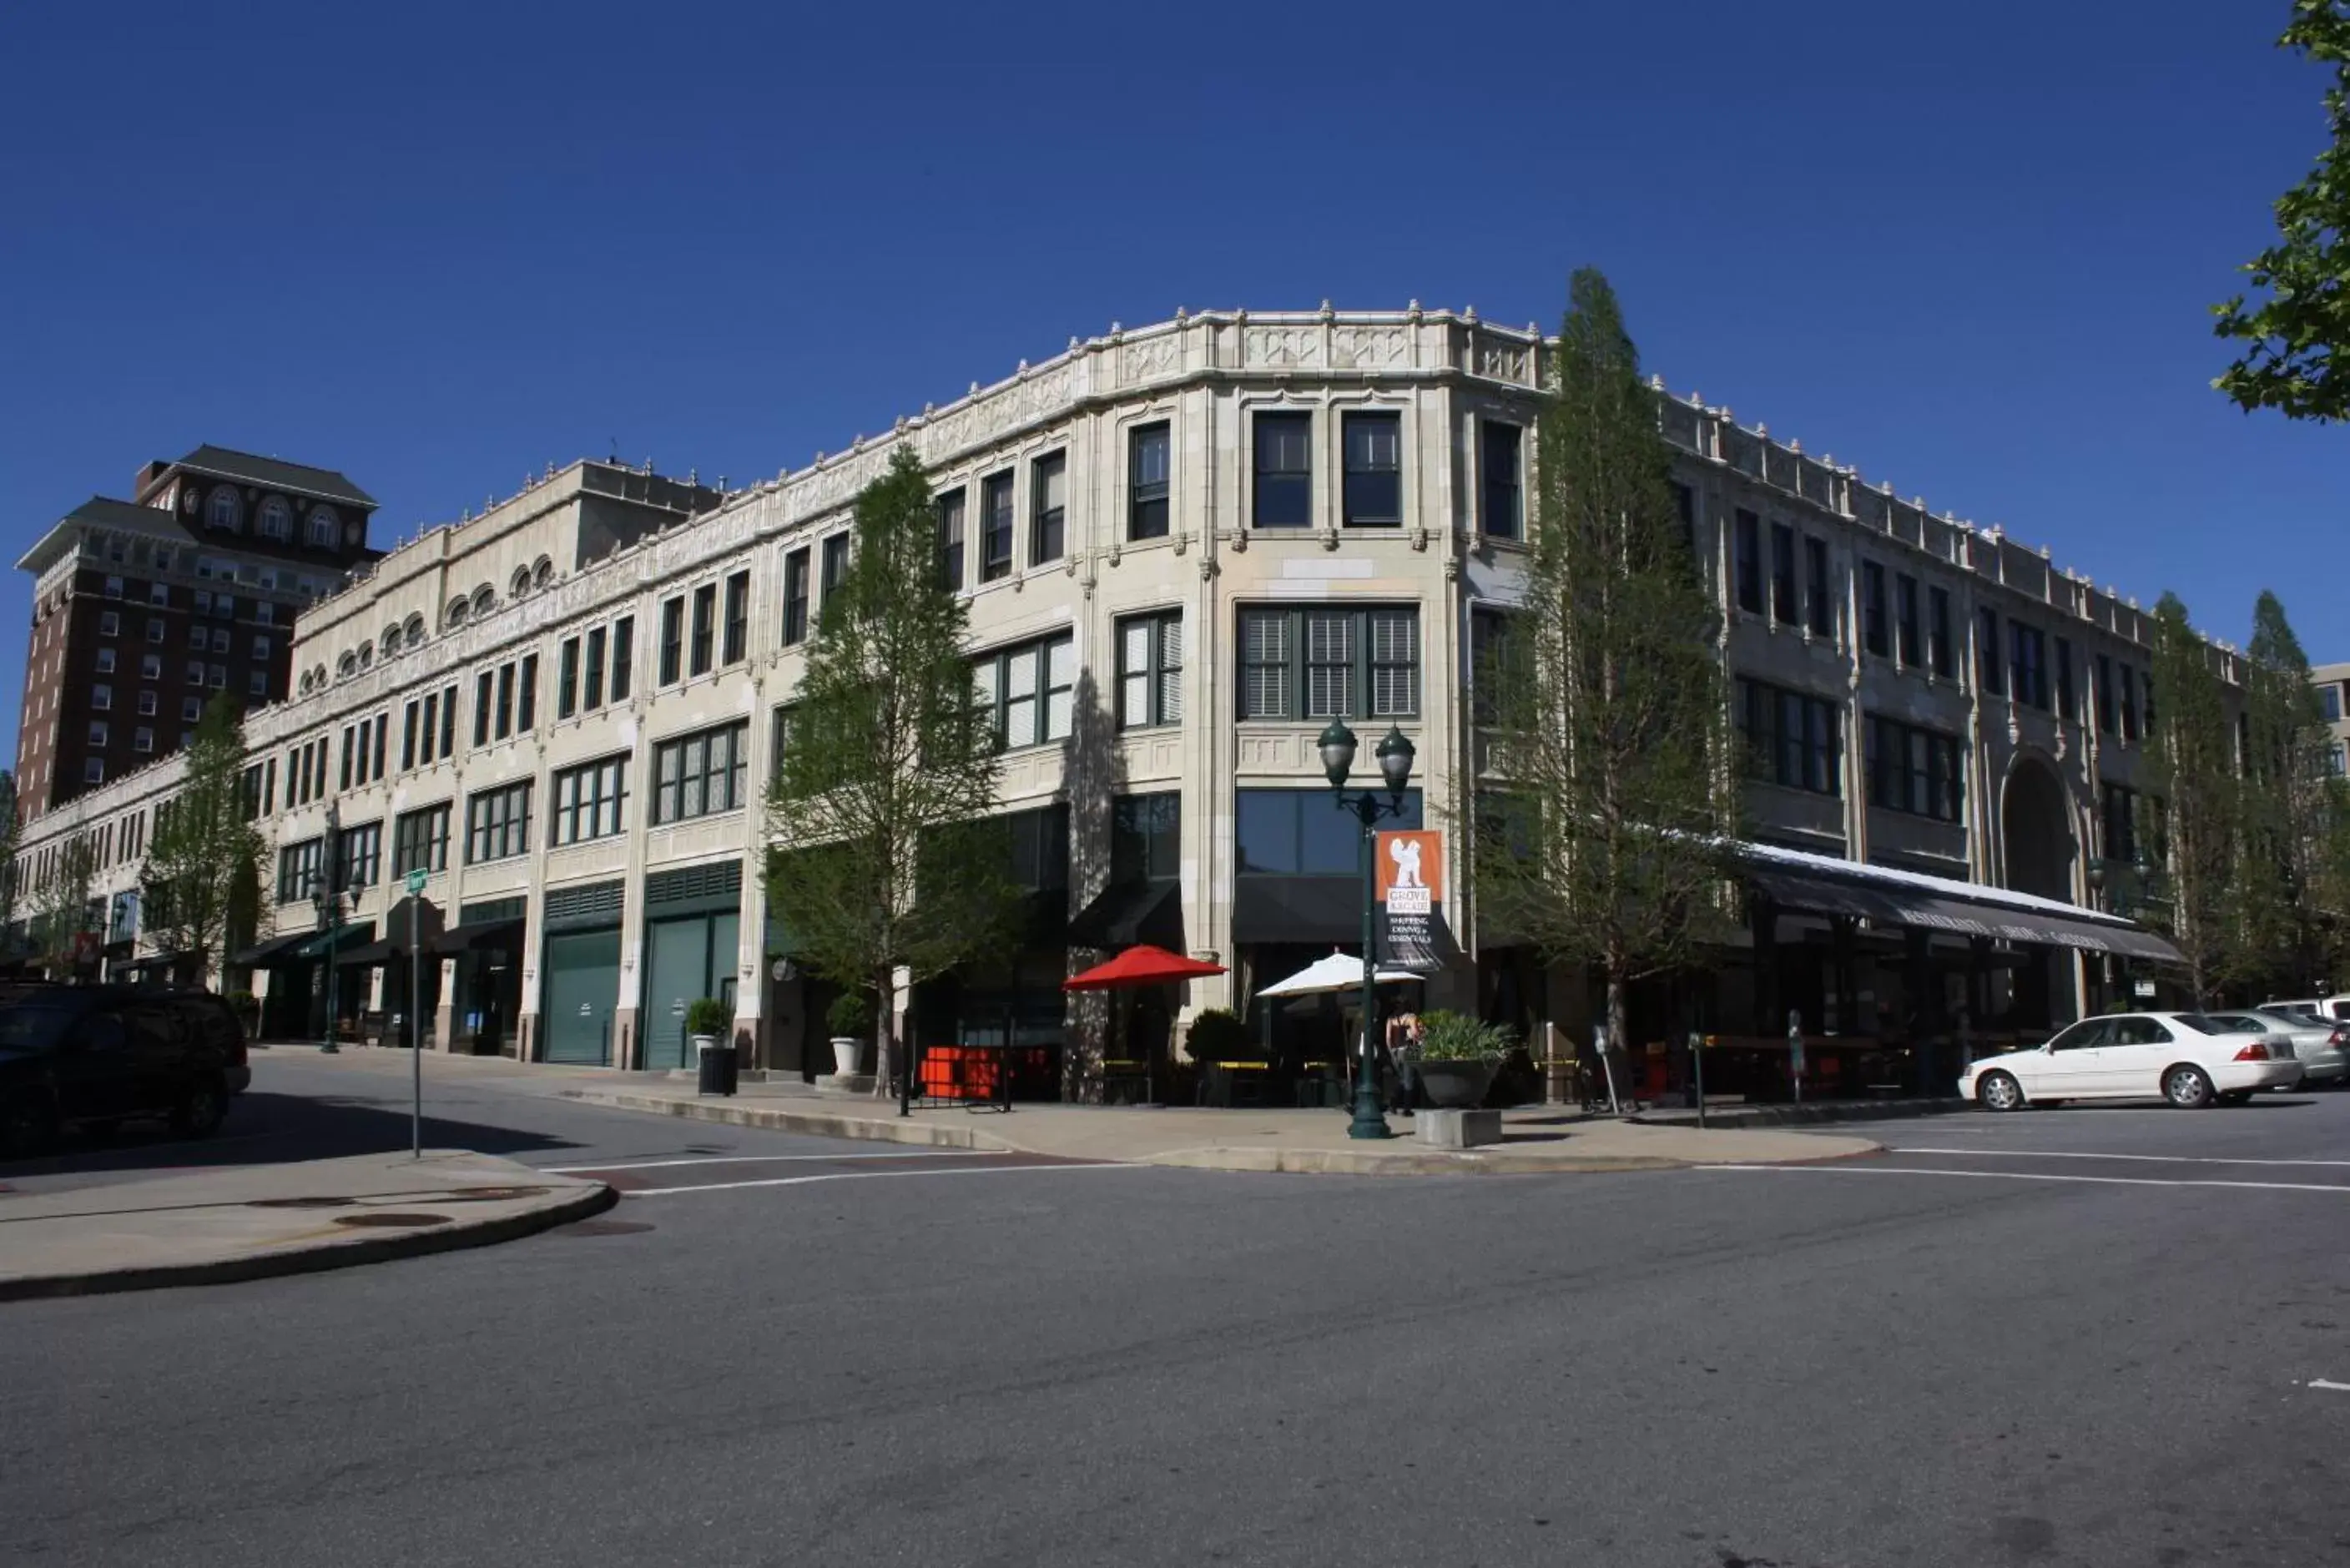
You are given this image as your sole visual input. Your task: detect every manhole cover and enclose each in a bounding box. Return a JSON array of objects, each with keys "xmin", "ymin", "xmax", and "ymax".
[
  {"xmin": 558, "ymin": 1218, "xmax": 655, "ymax": 1238},
  {"xmin": 437, "ymin": 1186, "xmax": 551, "ymax": 1202},
  {"xmin": 333, "ymin": 1212, "xmax": 453, "ymax": 1228},
  {"xmin": 249, "ymin": 1196, "xmax": 358, "ymax": 1209}
]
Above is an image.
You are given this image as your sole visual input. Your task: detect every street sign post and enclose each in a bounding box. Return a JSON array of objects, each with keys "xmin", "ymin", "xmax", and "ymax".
[{"xmin": 406, "ymin": 868, "xmax": 426, "ymax": 1158}]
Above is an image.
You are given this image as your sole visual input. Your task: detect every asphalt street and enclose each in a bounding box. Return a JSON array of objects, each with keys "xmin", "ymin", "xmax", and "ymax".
[{"xmin": 5, "ymin": 1051, "xmax": 2348, "ymax": 1568}]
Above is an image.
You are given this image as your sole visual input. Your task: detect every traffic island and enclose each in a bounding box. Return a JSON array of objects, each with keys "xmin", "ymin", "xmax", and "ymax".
[{"xmin": 0, "ymin": 1151, "xmax": 615, "ymax": 1302}]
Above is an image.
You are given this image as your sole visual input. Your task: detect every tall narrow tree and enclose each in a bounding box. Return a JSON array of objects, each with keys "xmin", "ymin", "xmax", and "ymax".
[
  {"xmin": 0, "ymin": 770, "xmax": 20, "ymax": 943},
  {"xmin": 2233, "ymin": 592, "xmax": 2347, "ymax": 991},
  {"xmin": 764, "ymin": 446, "xmax": 1024, "ymax": 1098},
  {"xmin": 2140, "ymin": 593, "xmax": 2238, "ymax": 1005},
  {"xmin": 1470, "ymin": 268, "xmax": 1737, "ymax": 1065},
  {"xmin": 30, "ymin": 833, "xmax": 98, "ymax": 977},
  {"xmin": 140, "ymin": 694, "xmax": 266, "ymax": 986}
]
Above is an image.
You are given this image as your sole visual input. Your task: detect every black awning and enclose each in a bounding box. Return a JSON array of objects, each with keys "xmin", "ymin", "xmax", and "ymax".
[
  {"xmin": 232, "ymin": 930, "xmax": 315, "ymax": 967},
  {"xmin": 336, "ymin": 939, "xmax": 395, "ymax": 967},
  {"xmin": 1067, "ymin": 880, "xmax": 1182, "ymax": 950},
  {"xmin": 295, "ymin": 920, "xmax": 376, "ymax": 960},
  {"xmin": 433, "ymin": 917, "xmax": 524, "ymax": 955},
  {"xmin": 1747, "ymin": 868, "xmax": 2183, "ymax": 962}
]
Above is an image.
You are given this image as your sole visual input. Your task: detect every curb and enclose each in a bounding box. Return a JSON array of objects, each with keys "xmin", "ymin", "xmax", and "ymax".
[
  {"xmin": 1630, "ymin": 1098, "xmax": 1969, "ymax": 1130},
  {"xmin": 0, "ymin": 1182, "xmax": 618, "ymax": 1303},
  {"xmin": 1138, "ymin": 1147, "xmax": 1692, "ymax": 1176},
  {"xmin": 560, "ymin": 1089, "xmax": 1021, "ymax": 1153}
]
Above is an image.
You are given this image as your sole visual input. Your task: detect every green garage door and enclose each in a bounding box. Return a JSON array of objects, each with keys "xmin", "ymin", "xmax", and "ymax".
[
  {"xmin": 542, "ymin": 929, "xmax": 621, "ymax": 1065},
  {"xmin": 642, "ymin": 911, "xmax": 739, "ymax": 1071}
]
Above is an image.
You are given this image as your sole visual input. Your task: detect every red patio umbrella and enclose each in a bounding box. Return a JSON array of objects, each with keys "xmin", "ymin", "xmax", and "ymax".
[
  {"xmin": 1063, "ymin": 944, "xmax": 1226, "ymax": 991},
  {"xmin": 1062, "ymin": 945, "xmax": 1225, "ymax": 1107}
]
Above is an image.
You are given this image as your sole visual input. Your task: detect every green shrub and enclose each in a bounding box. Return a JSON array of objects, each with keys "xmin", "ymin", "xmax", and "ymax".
[
  {"xmin": 1415, "ymin": 1010, "xmax": 1516, "ymax": 1061},
  {"xmin": 1183, "ymin": 1007, "xmax": 1255, "ymax": 1062},
  {"xmin": 684, "ymin": 997, "xmax": 733, "ymax": 1038},
  {"xmin": 825, "ymin": 991, "xmax": 873, "ymax": 1039}
]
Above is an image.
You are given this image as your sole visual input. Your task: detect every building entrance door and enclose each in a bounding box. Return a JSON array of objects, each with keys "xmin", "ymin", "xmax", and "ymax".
[{"xmin": 542, "ymin": 928, "xmax": 621, "ymax": 1066}]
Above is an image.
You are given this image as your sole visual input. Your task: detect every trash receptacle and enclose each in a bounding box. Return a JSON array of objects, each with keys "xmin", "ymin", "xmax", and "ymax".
[{"xmin": 697, "ymin": 1040, "xmax": 738, "ymax": 1097}]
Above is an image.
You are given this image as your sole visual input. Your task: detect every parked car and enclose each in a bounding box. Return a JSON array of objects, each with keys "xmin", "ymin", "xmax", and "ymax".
[
  {"xmin": 2205, "ymin": 1009, "xmax": 2347, "ymax": 1089},
  {"xmin": 1963, "ymin": 1011, "xmax": 2302, "ymax": 1111},
  {"xmin": 2261, "ymin": 996, "xmax": 2350, "ymax": 1026},
  {"xmin": 0, "ymin": 986, "xmax": 245, "ymax": 1156}
]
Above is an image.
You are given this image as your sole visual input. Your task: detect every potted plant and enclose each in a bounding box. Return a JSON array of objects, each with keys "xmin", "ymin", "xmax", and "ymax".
[
  {"xmin": 1411, "ymin": 1011, "xmax": 1516, "ymax": 1109},
  {"xmin": 685, "ymin": 997, "xmax": 732, "ymax": 1056},
  {"xmin": 825, "ymin": 992, "xmax": 871, "ymax": 1077},
  {"xmin": 1183, "ymin": 1007, "xmax": 1255, "ymax": 1064}
]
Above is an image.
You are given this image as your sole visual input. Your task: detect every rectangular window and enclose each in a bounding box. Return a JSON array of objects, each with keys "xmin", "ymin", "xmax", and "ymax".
[
  {"xmin": 1861, "ymin": 562, "xmax": 1889, "ymax": 657},
  {"xmin": 2320, "ymin": 683, "xmax": 2342, "ymax": 724},
  {"xmin": 251, "ymin": 635, "xmax": 270, "ymax": 660},
  {"xmin": 401, "ymin": 701, "xmax": 419, "ymax": 770},
  {"xmin": 438, "ymin": 684, "xmax": 457, "ymax": 758},
  {"xmin": 276, "ymin": 839, "xmax": 323, "ymax": 905},
  {"xmin": 584, "ymin": 628, "xmax": 607, "ymax": 709},
  {"xmin": 1672, "ymin": 483, "xmax": 1696, "ymax": 555},
  {"xmin": 147, "ymin": 618, "xmax": 164, "ymax": 643},
  {"xmin": 494, "ymin": 663, "xmax": 515, "ymax": 739},
  {"xmin": 2119, "ymin": 666, "xmax": 2140, "ymax": 742},
  {"xmin": 465, "ymin": 783, "xmax": 532, "ymax": 863},
  {"xmin": 134, "ymin": 727, "xmax": 153, "ymax": 753},
  {"xmin": 88, "ymin": 720, "xmax": 108, "ymax": 747},
  {"xmin": 935, "ymin": 489, "xmax": 967, "ymax": 589},
  {"xmin": 138, "ymin": 691, "xmax": 156, "ymax": 716},
  {"xmin": 1128, "ymin": 424, "xmax": 1171, "ymax": 541},
  {"xmin": 1470, "ymin": 608, "xmax": 1513, "ymax": 726},
  {"xmin": 609, "ymin": 619, "xmax": 633, "ymax": 700},
  {"xmin": 782, "ymin": 549, "xmax": 810, "ymax": 643},
  {"xmin": 474, "ymin": 672, "xmax": 492, "ymax": 747},
  {"xmin": 101, "ymin": 612, "xmax": 121, "ymax": 638},
  {"xmin": 1768, "ymin": 522, "xmax": 1797, "ymax": 624},
  {"xmin": 1341, "ymin": 411, "xmax": 1402, "ymax": 527},
  {"xmin": 550, "ymin": 755, "xmax": 630, "ymax": 845},
  {"xmin": 557, "ymin": 638, "xmax": 580, "ymax": 719},
  {"xmin": 974, "ymin": 634, "xmax": 1077, "ymax": 749},
  {"xmin": 658, "ymin": 597, "xmax": 683, "ymax": 685},
  {"xmin": 97, "ymin": 648, "xmax": 115, "ymax": 675},
  {"xmin": 140, "ymin": 653, "xmax": 161, "ymax": 679},
  {"xmin": 516, "ymin": 654, "xmax": 537, "ymax": 732},
  {"xmin": 1235, "ymin": 606, "xmax": 1420, "ymax": 721},
  {"xmin": 1238, "ymin": 788, "xmax": 1425, "ymax": 875},
  {"xmin": 1480, "ymin": 421, "xmax": 1522, "ymax": 541},
  {"xmin": 2055, "ymin": 637, "xmax": 2077, "ymax": 721},
  {"xmin": 1117, "ymin": 611, "xmax": 1184, "ymax": 729},
  {"xmin": 335, "ymin": 822, "xmax": 381, "ymax": 890},
  {"xmin": 1253, "ymin": 411, "xmax": 1313, "ymax": 527},
  {"xmin": 723, "ymin": 570, "xmax": 749, "ymax": 664},
  {"xmin": 2100, "ymin": 781, "xmax": 2137, "ymax": 862},
  {"xmin": 1977, "ymin": 607, "xmax": 2004, "ymax": 695},
  {"xmin": 1734, "ymin": 678, "xmax": 1842, "ymax": 796},
  {"xmin": 821, "ymin": 532, "xmax": 850, "ymax": 607},
  {"xmin": 1733, "ymin": 509, "xmax": 1762, "ymax": 614},
  {"xmin": 1929, "ymin": 587, "xmax": 1955, "ymax": 678},
  {"xmin": 340, "ymin": 727, "xmax": 355, "ymax": 791},
  {"xmin": 392, "ymin": 804, "xmax": 451, "ymax": 876},
  {"xmin": 981, "ymin": 474, "xmax": 1014, "ymax": 580},
  {"xmin": 1896, "ymin": 574, "xmax": 1922, "ymax": 667},
  {"xmin": 103, "ymin": 575, "xmax": 124, "ymax": 598},
  {"xmin": 2010, "ymin": 621, "xmax": 2048, "ymax": 710},
  {"xmin": 1864, "ymin": 713, "xmax": 1964, "ymax": 822},
  {"xmin": 689, "ymin": 582, "xmax": 716, "ymax": 675},
  {"xmin": 1030, "ymin": 451, "xmax": 1067, "ymax": 564},
  {"xmin": 650, "ymin": 722, "xmax": 750, "ymax": 824},
  {"xmin": 92, "ymin": 684, "xmax": 112, "ymax": 711},
  {"xmin": 1111, "ymin": 793, "xmax": 1182, "ymax": 885}
]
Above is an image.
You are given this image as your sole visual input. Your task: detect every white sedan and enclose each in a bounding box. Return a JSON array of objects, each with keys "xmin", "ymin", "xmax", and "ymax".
[{"xmin": 1963, "ymin": 1011, "xmax": 2303, "ymax": 1111}]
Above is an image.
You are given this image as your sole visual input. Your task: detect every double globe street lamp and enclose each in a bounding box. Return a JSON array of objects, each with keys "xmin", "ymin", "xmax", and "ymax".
[{"xmin": 1318, "ymin": 718, "xmax": 1416, "ymax": 1142}]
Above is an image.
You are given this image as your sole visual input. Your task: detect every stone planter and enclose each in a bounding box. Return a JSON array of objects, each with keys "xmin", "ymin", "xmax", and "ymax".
[
  {"xmin": 830, "ymin": 1036, "xmax": 862, "ymax": 1077},
  {"xmin": 690, "ymin": 1032, "xmax": 719, "ymax": 1056},
  {"xmin": 1415, "ymin": 1057, "xmax": 1500, "ymax": 1110}
]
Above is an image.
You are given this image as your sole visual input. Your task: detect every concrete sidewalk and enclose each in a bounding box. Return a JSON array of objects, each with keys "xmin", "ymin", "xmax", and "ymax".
[
  {"xmin": 0, "ymin": 1151, "xmax": 614, "ymax": 1302},
  {"xmin": 557, "ymin": 1079, "xmax": 1881, "ymax": 1175}
]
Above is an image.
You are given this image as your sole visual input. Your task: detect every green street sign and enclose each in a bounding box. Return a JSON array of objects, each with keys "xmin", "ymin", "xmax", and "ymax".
[{"xmin": 406, "ymin": 869, "xmax": 429, "ymax": 895}]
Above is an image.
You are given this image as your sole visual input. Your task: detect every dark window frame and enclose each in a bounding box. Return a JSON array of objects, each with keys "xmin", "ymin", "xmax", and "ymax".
[
  {"xmin": 1736, "ymin": 678, "xmax": 1843, "ymax": 797},
  {"xmin": 1480, "ymin": 421, "xmax": 1522, "ymax": 541},
  {"xmin": 1252, "ymin": 410, "xmax": 1314, "ymax": 529},
  {"xmin": 1236, "ymin": 605, "xmax": 1420, "ymax": 722},
  {"xmin": 550, "ymin": 754, "xmax": 630, "ymax": 846},
  {"xmin": 1030, "ymin": 451, "xmax": 1067, "ymax": 565},
  {"xmin": 465, "ymin": 782, "xmax": 532, "ymax": 864},
  {"xmin": 782, "ymin": 550, "xmax": 809, "ymax": 645},
  {"xmin": 658, "ymin": 597, "xmax": 683, "ymax": 685},
  {"xmin": 1116, "ymin": 610, "xmax": 1183, "ymax": 730},
  {"xmin": 650, "ymin": 721, "xmax": 750, "ymax": 825},
  {"xmin": 1128, "ymin": 423, "xmax": 1171, "ymax": 541},
  {"xmin": 980, "ymin": 475, "xmax": 1014, "ymax": 582},
  {"xmin": 1340, "ymin": 410, "xmax": 1402, "ymax": 527}
]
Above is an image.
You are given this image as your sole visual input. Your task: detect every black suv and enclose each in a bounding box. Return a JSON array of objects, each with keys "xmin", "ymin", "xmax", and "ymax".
[{"xmin": 0, "ymin": 986, "xmax": 250, "ymax": 1157}]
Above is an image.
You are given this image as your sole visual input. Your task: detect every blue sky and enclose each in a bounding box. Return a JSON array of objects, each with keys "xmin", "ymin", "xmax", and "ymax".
[{"xmin": 3, "ymin": 1, "xmax": 2341, "ymax": 769}]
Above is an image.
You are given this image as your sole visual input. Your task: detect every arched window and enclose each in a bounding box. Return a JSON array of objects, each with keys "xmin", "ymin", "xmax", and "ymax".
[
  {"xmin": 357, "ymin": 642, "xmax": 373, "ymax": 669},
  {"xmin": 381, "ymin": 624, "xmax": 402, "ymax": 656},
  {"xmin": 307, "ymin": 507, "xmax": 339, "ymax": 547},
  {"xmin": 207, "ymin": 488, "xmax": 241, "ymax": 531},
  {"xmin": 404, "ymin": 613, "xmax": 426, "ymax": 645},
  {"xmin": 510, "ymin": 566, "xmax": 532, "ymax": 598},
  {"xmin": 336, "ymin": 652, "xmax": 358, "ymax": 679},
  {"xmin": 258, "ymin": 497, "xmax": 292, "ymax": 540},
  {"xmin": 446, "ymin": 597, "xmax": 468, "ymax": 629},
  {"xmin": 532, "ymin": 556, "xmax": 554, "ymax": 590},
  {"xmin": 299, "ymin": 671, "xmax": 314, "ymax": 695},
  {"xmin": 472, "ymin": 585, "xmax": 495, "ymax": 618}
]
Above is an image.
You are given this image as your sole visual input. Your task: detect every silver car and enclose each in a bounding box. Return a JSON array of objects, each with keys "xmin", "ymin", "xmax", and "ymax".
[{"xmin": 2206, "ymin": 1010, "xmax": 2347, "ymax": 1088}]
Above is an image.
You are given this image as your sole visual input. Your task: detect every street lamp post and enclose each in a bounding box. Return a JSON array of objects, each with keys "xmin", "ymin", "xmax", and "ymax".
[{"xmin": 1319, "ymin": 718, "xmax": 1415, "ymax": 1142}]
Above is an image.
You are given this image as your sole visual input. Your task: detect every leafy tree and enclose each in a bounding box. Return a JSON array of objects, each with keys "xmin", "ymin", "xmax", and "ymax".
[
  {"xmin": 1469, "ymin": 268, "xmax": 1738, "ymax": 1067},
  {"xmin": 2231, "ymin": 592, "xmax": 2344, "ymax": 991},
  {"xmin": 0, "ymin": 770, "xmax": 20, "ymax": 942},
  {"xmin": 29, "ymin": 832, "xmax": 98, "ymax": 976},
  {"xmin": 2139, "ymin": 593, "xmax": 2239, "ymax": 1005},
  {"xmin": 139, "ymin": 695, "xmax": 266, "ymax": 986},
  {"xmin": 763, "ymin": 446, "xmax": 1024, "ymax": 1098},
  {"xmin": 2213, "ymin": 3, "xmax": 2350, "ymax": 421}
]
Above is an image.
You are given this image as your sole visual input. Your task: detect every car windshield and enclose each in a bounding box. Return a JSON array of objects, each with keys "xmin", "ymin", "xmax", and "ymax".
[
  {"xmin": 0, "ymin": 1000, "xmax": 85, "ymax": 1052},
  {"xmin": 2170, "ymin": 1014, "xmax": 2224, "ymax": 1035}
]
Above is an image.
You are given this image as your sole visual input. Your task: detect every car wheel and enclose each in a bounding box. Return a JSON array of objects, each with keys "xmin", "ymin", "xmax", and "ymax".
[
  {"xmin": 2164, "ymin": 1066, "xmax": 2216, "ymax": 1110},
  {"xmin": 1977, "ymin": 1071, "xmax": 2025, "ymax": 1112},
  {"xmin": 0, "ymin": 1092, "xmax": 61, "ymax": 1158},
  {"xmin": 169, "ymin": 1078, "xmax": 227, "ymax": 1138}
]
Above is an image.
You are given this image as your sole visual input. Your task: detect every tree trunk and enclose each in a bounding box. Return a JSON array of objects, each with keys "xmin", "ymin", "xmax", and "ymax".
[
  {"xmin": 1604, "ymin": 968, "xmax": 1630, "ymax": 1115},
  {"xmin": 871, "ymin": 969, "xmax": 895, "ymax": 1099}
]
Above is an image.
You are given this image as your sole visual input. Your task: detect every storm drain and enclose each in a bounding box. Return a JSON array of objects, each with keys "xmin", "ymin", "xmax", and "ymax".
[
  {"xmin": 436, "ymin": 1186, "xmax": 550, "ymax": 1202},
  {"xmin": 248, "ymin": 1196, "xmax": 357, "ymax": 1209},
  {"xmin": 332, "ymin": 1213, "xmax": 454, "ymax": 1228}
]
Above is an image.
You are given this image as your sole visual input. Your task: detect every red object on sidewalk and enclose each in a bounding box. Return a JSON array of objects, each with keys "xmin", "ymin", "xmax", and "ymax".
[{"xmin": 1062, "ymin": 945, "xmax": 1226, "ymax": 991}]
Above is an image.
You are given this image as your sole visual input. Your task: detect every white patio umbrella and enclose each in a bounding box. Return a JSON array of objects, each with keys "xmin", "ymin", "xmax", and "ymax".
[{"xmin": 1254, "ymin": 950, "xmax": 1426, "ymax": 999}]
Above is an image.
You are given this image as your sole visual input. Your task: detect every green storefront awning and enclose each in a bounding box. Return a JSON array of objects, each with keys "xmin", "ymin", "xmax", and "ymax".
[{"xmin": 294, "ymin": 920, "xmax": 376, "ymax": 960}]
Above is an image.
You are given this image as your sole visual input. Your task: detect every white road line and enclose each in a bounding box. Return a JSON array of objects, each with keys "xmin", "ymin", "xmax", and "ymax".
[
  {"xmin": 1711, "ymin": 1164, "xmax": 2350, "ymax": 1194},
  {"xmin": 2311, "ymin": 1379, "xmax": 2350, "ymax": 1393},
  {"xmin": 1893, "ymin": 1147, "xmax": 2350, "ymax": 1169},
  {"xmin": 623, "ymin": 1162, "xmax": 1134, "ymax": 1196},
  {"xmin": 539, "ymin": 1151, "xmax": 1011, "ymax": 1173}
]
